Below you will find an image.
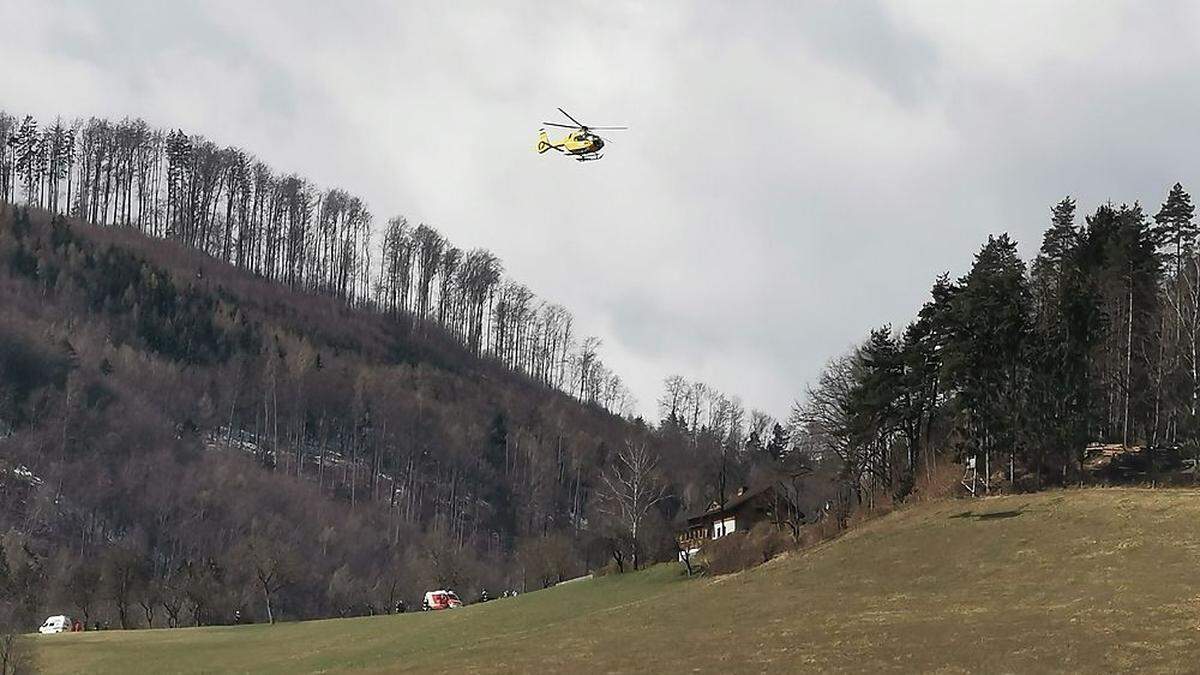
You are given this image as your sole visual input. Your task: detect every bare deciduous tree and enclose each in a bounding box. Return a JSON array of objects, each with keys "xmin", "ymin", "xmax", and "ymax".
[
  {"xmin": 598, "ymin": 441, "xmax": 668, "ymax": 570},
  {"xmin": 238, "ymin": 535, "xmax": 298, "ymax": 625}
]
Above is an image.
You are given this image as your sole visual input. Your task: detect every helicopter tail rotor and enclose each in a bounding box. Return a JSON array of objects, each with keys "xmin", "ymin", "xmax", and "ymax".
[{"xmin": 536, "ymin": 129, "xmax": 554, "ymax": 154}]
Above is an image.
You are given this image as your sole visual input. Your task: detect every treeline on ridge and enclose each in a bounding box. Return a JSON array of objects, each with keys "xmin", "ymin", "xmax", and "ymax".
[
  {"xmin": 0, "ymin": 112, "xmax": 633, "ymax": 414},
  {"xmin": 791, "ymin": 187, "xmax": 1200, "ymax": 505}
]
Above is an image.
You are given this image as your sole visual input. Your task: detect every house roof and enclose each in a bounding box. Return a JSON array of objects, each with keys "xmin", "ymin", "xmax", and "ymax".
[{"xmin": 686, "ymin": 483, "xmax": 774, "ymax": 524}]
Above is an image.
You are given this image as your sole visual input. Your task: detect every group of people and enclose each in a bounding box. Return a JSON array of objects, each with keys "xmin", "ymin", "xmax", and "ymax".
[
  {"xmin": 477, "ymin": 589, "xmax": 522, "ymax": 603},
  {"xmin": 411, "ymin": 588, "xmax": 522, "ymax": 611}
]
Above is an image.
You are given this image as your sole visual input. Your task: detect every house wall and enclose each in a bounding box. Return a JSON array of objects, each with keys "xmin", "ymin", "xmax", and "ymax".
[{"xmin": 712, "ymin": 516, "xmax": 737, "ymax": 538}]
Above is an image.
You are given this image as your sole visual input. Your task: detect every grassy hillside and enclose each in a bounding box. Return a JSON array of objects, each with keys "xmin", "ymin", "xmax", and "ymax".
[{"xmin": 31, "ymin": 488, "xmax": 1200, "ymax": 673}]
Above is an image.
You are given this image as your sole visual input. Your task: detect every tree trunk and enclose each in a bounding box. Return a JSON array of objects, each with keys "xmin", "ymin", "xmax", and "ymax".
[
  {"xmin": 263, "ymin": 583, "xmax": 275, "ymax": 625},
  {"xmin": 1123, "ymin": 283, "xmax": 1133, "ymax": 448}
]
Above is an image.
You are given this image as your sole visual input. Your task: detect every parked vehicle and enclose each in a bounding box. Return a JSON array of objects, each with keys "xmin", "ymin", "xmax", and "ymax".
[
  {"xmin": 38, "ymin": 615, "xmax": 74, "ymax": 634},
  {"xmin": 422, "ymin": 590, "xmax": 463, "ymax": 611}
]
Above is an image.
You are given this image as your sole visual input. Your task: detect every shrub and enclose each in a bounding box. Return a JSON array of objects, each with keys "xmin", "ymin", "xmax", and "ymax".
[
  {"xmin": 911, "ymin": 458, "xmax": 965, "ymax": 502},
  {"xmin": 0, "ymin": 631, "xmax": 30, "ymax": 675},
  {"xmin": 798, "ymin": 515, "xmax": 843, "ymax": 549},
  {"xmin": 699, "ymin": 523, "xmax": 792, "ymax": 575},
  {"xmin": 593, "ymin": 560, "xmax": 623, "ymax": 578}
]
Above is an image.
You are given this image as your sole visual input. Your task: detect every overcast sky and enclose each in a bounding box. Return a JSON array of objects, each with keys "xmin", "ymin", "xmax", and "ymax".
[{"xmin": 4, "ymin": 1, "xmax": 1200, "ymax": 420}]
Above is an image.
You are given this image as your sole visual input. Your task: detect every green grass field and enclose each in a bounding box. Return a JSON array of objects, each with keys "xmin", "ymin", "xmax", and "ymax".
[{"xmin": 31, "ymin": 489, "xmax": 1200, "ymax": 673}]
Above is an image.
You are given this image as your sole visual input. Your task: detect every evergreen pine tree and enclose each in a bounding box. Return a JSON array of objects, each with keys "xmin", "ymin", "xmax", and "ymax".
[
  {"xmin": 1040, "ymin": 196, "xmax": 1079, "ymax": 265},
  {"xmin": 744, "ymin": 429, "xmax": 763, "ymax": 456},
  {"xmin": 1154, "ymin": 182, "xmax": 1196, "ymax": 274},
  {"xmin": 847, "ymin": 327, "xmax": 904, "ymax": 494},
  {"xmin": 765, "ymin": 423, "xmax": 789, "ymax": 461},
  {"xmin": 946, "ymin": 234, "xmax": 1031, "ymax": 477}
]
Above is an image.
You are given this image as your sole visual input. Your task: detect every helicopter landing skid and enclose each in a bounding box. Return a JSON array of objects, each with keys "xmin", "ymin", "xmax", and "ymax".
[{"xmin": 575, "ymin": 153, "xmax": 603, "ymax": 162}]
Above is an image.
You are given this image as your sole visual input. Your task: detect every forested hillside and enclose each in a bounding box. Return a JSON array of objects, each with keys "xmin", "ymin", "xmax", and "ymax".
[
  {"xmin": 0, "ymin": 111, "xmax": 785, "ymax": 636},
  {"xmin": 0, "ymin": 203, "xmax": 782, "ymax": 636}
]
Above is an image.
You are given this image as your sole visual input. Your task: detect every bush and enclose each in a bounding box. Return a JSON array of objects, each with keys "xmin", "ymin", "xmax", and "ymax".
[
  {"xmin": 908, "ymin": 458, "xmax": 967, "ymax": 502},
  {"xmin": 798, "ymin": 515, "xmax": 843, "ymax": 549},
  {"xmin": 593, "ymin": 560, "xmax": 623, "ymax": 578},
  {"xmin": 699, "ymin": 523, "xmax": 792, "ymax": 575},
  {"xmin": 0, "ymin": 629, "xmax": 30, "ymax": 675}
]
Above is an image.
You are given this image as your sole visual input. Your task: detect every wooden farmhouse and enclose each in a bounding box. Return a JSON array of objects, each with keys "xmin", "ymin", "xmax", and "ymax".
[{"xmin": 676, "ymin": 485, "xmax": 778, "ymax": 562}]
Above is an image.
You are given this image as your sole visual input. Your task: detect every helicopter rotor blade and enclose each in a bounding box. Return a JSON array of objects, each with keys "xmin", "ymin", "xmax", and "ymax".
[
  {"xmin": 542, "ymin": 122, "xmax": 579, "ymax": 129},
  {"xmin": 587, "ymin": 126, "xmax": 628, "ymax": 130},
  {"xmin": 557, "ymin": 107, "xmax": 587, "ymax": 128}
]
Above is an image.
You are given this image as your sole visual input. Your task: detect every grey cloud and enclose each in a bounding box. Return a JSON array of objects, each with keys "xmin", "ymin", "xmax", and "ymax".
[{"xmin": 4, "ymin": 1, "xmax": 1200, "ymax": 419}]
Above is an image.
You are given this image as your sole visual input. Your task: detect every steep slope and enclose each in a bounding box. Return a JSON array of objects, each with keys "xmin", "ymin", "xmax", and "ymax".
[
  {"xmin": 31, "ymin": 489, "xmax": 1200, "ymax": 673},
  {"xmin": 0, "ymin": 205, "xmax": 666, "ymax": 628}
]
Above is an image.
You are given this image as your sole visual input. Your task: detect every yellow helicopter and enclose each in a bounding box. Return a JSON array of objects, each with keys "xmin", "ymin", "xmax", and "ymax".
[{"xmin": 536, "ymin": 108, "xmax": 627, "ymax": 162}]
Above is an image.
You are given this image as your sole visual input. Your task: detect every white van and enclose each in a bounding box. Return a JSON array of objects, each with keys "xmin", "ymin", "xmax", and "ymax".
[
  {"xmin": 38, "ymin": 615, "xmax": 73, "ymax": 634},
  {"xmin": 422, "ymin": 590, "xmax": 463, "ymax": 610}
]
